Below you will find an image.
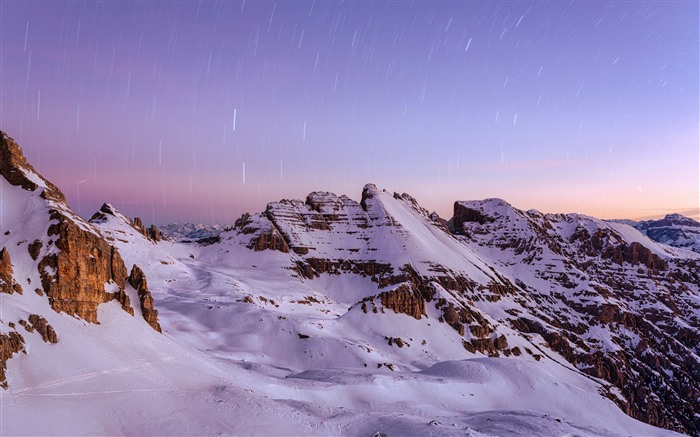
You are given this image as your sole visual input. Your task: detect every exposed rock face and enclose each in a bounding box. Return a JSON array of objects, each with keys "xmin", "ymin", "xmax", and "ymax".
[
  {"xmin": 1, "ymin": 131, "xmax": 135, "ymax": 324},
  {"xmin": 39, "ymin": 211, "xmax": 133, "ymax": 322},
  {"xmin": 0, "ymin": 247, "xmax": 23, "ymax": 294},
  {"xmin": 602, "ymin": 241, "xmax": 667, "ymax": 271},
  {"xmin": 133, "ymin": 217, "xmax": 146, "ymax": 234},
  {"xmin": 453, "ymin": 199, "xmax": 700, "ymax": 435},
  {"xmin": 294, "ymin": 258, "xmax": 393, "ymax": 281},
  {"xmin": 147, "ymin": 225, "xmax": 162, "ymax": 242},
  {"xmin": 378, "ymin": 284, "xmax": 425, "ymax": 320},
  {"xmin": 132, "ymin": 217, "xmax": 162, "ymax": 242},
  {"xmin": 449, "ymin": 202, "xmax": 495, "ymax": 230},
  {"xmin": 0, "ymin": 331, "xmax": 25, "ymax": 389},
  {"xmin": 28, "ymin": 240, "xmax": 43, "ymax": 260},
  {"xmin": 128, "ymin": 265, "xmax": 162, "ymax": 333},
  {"xmin": 26, "ymin": 315, "xmax": 59, "ymax": 344},
  {"xmin": 232, "ymin": 213, "xmax": 289, "ymax": 253},
  {"xmin": 0, "ymin": 132, "xmax": 169, "ymax": 392},
  {"xmin": 0, "ymin": 133, "xmax": 65, "ymax": 202}
]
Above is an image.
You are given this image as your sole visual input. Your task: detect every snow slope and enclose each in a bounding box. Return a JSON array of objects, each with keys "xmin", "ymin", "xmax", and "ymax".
[
  {"xmin": 1, "ymin": 130, "xmax": 695, "ymax": 436},
  {"xmin": 81, "ymin": 193, "xmax": 687, "ymax": 435}
]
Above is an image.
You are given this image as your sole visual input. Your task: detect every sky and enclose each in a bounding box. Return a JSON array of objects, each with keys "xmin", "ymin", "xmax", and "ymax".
[{"xmin": 1, "ymin": 1, "xmax": 698, "ymax": 225}]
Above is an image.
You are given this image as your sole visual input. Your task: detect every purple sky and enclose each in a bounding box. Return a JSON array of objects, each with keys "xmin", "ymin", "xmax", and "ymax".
[{"xmin": 1, "ymin": 1, "xmax": 698, "ymax": 225}]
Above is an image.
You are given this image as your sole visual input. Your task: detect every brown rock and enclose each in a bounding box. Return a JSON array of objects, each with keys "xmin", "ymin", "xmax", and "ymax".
[
  {"xmin": 468, "ymin": 338, "xmax": 499, "ymax": 356},
  {"xmin": 251, "ymin": 229, "xmax": 290, "ymax": 252},
  {"xmin": 132, "ymin": 217, "xmax": 146, "ymax": 234},
  {"xmin": 0, "ymin": 132, "xmax": 66, "ymax": 202},
  {"xmin": 378, "ymin": 284, "xmax": 425, "ymax": 320},
  {"xmin": 129, "ymin": 217, "xmax": 162, "ymax": 242},
  {"xmin": 38, "ymin": 211, "xmax": 133, "ymax": 322},
  {"xmin": 27, "ymin": 315, "xmax": 58, "ymax": 344},
  {"xmin": 128, "ymin": 265, "xmax": 162, "ymax": 333},
  {"xmin": 441, "ymin": 304, "xmax": 465, "ymax": 335},
  {"xmin": 28, "ymin": 240, "xmax": 43, "ymax": 260},
  {"xmin": 0, "ymin": 247, "xmax": 22, "ymax": 295},
  {"xmin": 449, "ymin": 202, "xmax": 495, "ymax": 233},
  {"xmin": 494, "ymin": 334, "xmax": 509, "ymax": 350},
  {"xmin": 2, "ymin": 133, "xmax": 134, "ymax": 323},
  {"xmin": 602, "ymin": 241, "xmax": 667, "ymax": 272},
  {"xmin": 147, "ymin": 225, "xmax": 162, "ymax": 242},
  {"xmin": 235, "ymin": 213, "xmax": 290, "ymax": 253},
  {"xmin": 0, "ymin": 331, "xmax": 25, "ymax": 389}
]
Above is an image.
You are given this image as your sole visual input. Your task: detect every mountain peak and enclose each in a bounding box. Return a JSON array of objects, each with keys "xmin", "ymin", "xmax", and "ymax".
[
  {"xmin": 89, "ymin": 202, "xmax": 132, "ymax": 226},
  {"xmin": 360, "ymin": 182, "xmax": 379, "ymax": 202},
  {"xmin": 0, "ymin": 132, "xmax": 159, "ymax": 329},
  {"xmin": 0, "ymin": 131, "xmax": 66, "ymax": 203},
  {"xmin": 634, "ymin": 212, "xmax": 700, "ymax": 253},
  {"xmin": 89, "ymin": 203, "xmax": 164, "ymax": 243},
  {"xmin": 662, "ymin": 213, "xmax": 698, "ymax": 225}
]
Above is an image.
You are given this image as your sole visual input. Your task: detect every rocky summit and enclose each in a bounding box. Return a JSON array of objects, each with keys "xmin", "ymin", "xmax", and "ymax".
[
  {"xmin": 1, "ymin": 131, "xmax": 698, "ymax": 436},
  {"xmin": 0, "ymin": 132, "xmax": 160, "ymax": 388}
]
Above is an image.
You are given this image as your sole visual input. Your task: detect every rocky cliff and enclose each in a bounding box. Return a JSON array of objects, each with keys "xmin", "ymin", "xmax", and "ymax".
[
  {"xmin": 451, "ymin": 199, "xmax": 700, "ymax": 435},
  {"xmin": 0, "ymin": 248, "xmax": 23, "ymax": 295},
  {"xmin": 39, "ymin": 211, "xmax": 134, "ymax": 322},
  {"xmin": 0, "ymin": 131, "xmax": 162, "ymax": 388},
  {"xmin": 128, "ymin": 265, "xmax": 162, "ymax": 333}
]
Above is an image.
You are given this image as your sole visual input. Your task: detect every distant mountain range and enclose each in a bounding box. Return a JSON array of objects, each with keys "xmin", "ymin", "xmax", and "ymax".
[
  {"xmin": 632, "ymin": 214, "xmax": 700, "ymax": 253},
  {"xmin": 159, "ymin": 222, "xmax": 227, "ymax": 242},
  {"xmin": 1, "ymin": 130, "xmax": 697, "ymax": 436}
]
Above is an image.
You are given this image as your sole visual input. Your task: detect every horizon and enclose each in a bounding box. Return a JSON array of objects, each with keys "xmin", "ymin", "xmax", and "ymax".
[
  {"xmin": 7, "ymin": 132, "xmax": 700, "ymax": 226},
  {"xmin": 1, "ymin": 1, "xmax": 698, "ymax": 225}
]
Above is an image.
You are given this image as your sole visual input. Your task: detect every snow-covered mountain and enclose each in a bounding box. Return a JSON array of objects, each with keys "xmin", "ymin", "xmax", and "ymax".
[
  {"xmin": 159, "ymin": 222, "xmax": 226, "ymax": 242},
  {"xmin": 1, "ymin": 131, "xmax": 698, "ymax": 436},
  {"xmin": 634, "ymin": 213, "xmax": 700, "ymax": 253}
]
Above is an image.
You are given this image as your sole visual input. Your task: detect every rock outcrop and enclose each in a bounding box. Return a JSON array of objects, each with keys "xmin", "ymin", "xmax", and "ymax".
[
  {"xmin": 39, "ymin": 211, "xmax": 134, "ymax": 322},
  {"xmin": 0, "ymin": 133, "xmax": 65, "ymax": 202},
  {"xmin": 90, "ymin": 204, "xmax": 163, "ymax": 243},
  {"xmin": 232, "ymin": 213, "xmax": 289, "ymax": 253},
  {"xmin": 0, "ymin": 132, "xmax": 171, "ymax": 392},
  {"xmin": 0, "ymin": 331, "xmax": 25, "ymax": 389},
  {"xmin": 26, "ymin": 314, "xmax": 59, "ymax": 344},
  {"xmin": 1, "ymin": 132, "xmax": 137, "ymax": 324},
  {"xmin": 0, "ymin": 247, "xmax": 23, "ymax": 295},
  {"xmin": 378, "ymin": 284, "xmax": 425, "ymax": 320},
  {"xmin": 127, "ymin": 265, "xmax": 162, "ymax": 333},
  {"xmin": 147, "ymin": 224, "xmax": 162, "ymax": 242},
  {"xmin": 133, "ymin": 217, "xmax": 162, "ymax": 241}
]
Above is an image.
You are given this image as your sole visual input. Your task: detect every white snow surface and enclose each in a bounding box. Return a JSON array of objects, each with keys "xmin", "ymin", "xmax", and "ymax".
[{"xmin": 0, "ymin": 182, "xmax": 686, "ymax": 436}]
